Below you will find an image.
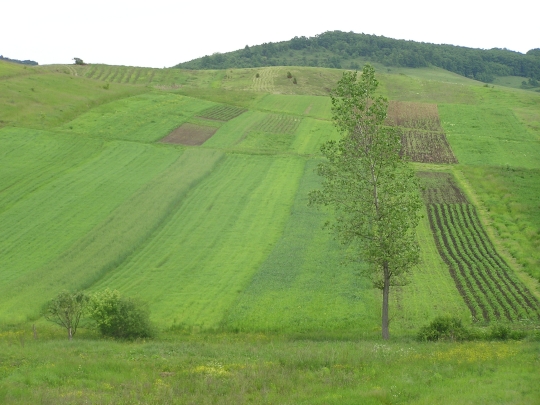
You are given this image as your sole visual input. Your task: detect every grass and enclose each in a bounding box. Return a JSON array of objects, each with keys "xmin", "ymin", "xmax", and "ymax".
[
  {"xmin": 0, "ymin": 136, "xmax": 184, "ymax": 323},
  {"xmin": 57, "ymin": 92, "xmax": 215, "ymax": 142},
  {"xmin": 462, "ymin": 166, "xmax": 540, "ymax": 283},
  {"xmin": 91, "ymin": 154, "xmax": 304, "ymax": 328},
  {"xmin": 0, "ymin": 66, "xmax": 147, "ymax": 129},
  {"xmin": 0, "ymin": 334, "xmax": 538, "ymax": 404}
]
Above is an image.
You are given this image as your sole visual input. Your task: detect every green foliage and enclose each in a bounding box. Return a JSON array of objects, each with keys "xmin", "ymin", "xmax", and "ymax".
[
  {"xmin": 73, "ymin": 58, "xmax": 85, "ymax": 65},
  {"xmin": 174, "ymin": 30, "xmax": 540, "ymax": 83},
  {"xmin": 309, "ymin": 65, "xmax": 422, "ymax": 339},
  {"xmin": 89, "ymin": 289, "xmax": 154, "ymax": 340},
  {"xmin": 417, "ymin": 316, "xmax": 470, "ymax": 341},
  {"xmin": 43, "ymin": 291, "xmax": 89, "ymax": 340}
]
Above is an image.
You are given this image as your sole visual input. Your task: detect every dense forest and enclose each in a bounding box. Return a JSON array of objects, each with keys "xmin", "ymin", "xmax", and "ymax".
[
  {"xmin": 175, "ymin": 31, "xmax": 540, "ymax": 83},
  {"xmin": 0, "ymin": 55, "xmax": 38, "ymax": 66}
]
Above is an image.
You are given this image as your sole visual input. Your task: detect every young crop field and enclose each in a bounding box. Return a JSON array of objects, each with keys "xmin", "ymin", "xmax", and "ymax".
[
  {"xmin": 57, "ymin": 92, "xmax": 214, "ymax": 142},
  {"xmin": 89, "ymin": 155, "xmax": 304, "ymax": 328},
  {"xmin": 418, "ymin": 172, "xmax": 540, "ymax": 323},
  {"xmin": 401, "ymin": 129, "xmax": 458, "ymax": 164},
  {"xmin": 195, "ymin": 104, "xmax": 246, "ymax": 121},
  {"xmin": 385, "ymin": 101, "xmax": 458, "ymax": 164}
]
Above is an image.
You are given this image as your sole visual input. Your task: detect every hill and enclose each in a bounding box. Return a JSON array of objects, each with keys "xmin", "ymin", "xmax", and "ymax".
[
  {"xmin": 0, "ymin": 58, "xmax": 539, "ymax": 403},
  {"xmin": 174, "ymin": 31, "xmax": 540, "ymax": 87}
]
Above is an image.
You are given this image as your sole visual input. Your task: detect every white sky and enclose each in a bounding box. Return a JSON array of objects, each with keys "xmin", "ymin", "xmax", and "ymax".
[{"xmin": 2, "ymin": 0, "xmax": 537, "ymax": 68}]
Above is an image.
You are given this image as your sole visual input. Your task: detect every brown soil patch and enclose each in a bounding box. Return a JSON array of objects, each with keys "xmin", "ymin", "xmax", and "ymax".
[{"xmin": 159, "ymin": 123, "xmax": 218, "ymax": 146}]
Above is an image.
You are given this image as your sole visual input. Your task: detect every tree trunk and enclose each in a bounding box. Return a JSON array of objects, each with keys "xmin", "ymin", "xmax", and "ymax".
[
  {"xmin": 68, "ymin": 327, "xmax": 72, "ymax": 341},
  {"xmin": 382, "ymin": 262, "xmax": 390, "ymax": 340}
]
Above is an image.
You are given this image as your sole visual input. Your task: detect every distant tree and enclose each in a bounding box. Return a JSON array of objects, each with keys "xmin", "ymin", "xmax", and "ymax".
[
  {"xmin": 73, "ymin": 58, "xmax": 85, "ymax": 65},
  {"xmin": 293, "ymin": 77, "xmax": 298, "ymax": 84},
  {"xmin": 44, "ymin": 291, "xmax": 89, "ymax": 340},
  {"xmin": 309, "ymin": 65, "xmax": 422, "ymax": 340},
  {"xmin": 287, "ymin": 71, "xmax": 292, "ymax": 79}
]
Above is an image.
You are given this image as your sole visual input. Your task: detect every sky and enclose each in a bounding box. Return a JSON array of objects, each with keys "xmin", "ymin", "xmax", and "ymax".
[{"xmin": 2, "ymin": 0, "xmax": 537, "ymax": 68}]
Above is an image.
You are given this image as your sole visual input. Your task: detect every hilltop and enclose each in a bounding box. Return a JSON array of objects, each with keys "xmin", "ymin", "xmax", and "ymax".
[{"xmin": 174, "ymin": 31, "xmax": 540, "ymax": 87}]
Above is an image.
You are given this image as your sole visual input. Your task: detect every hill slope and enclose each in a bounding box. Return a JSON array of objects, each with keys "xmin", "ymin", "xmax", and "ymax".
[{"xmin": 0, "ymin": 60, "xmax": 539, "ymax": 336}]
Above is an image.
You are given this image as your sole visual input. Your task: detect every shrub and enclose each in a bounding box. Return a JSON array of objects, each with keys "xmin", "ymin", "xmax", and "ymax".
[
  {"xmin": 417, "ymin": 316, "xmax": 470, "ymax": 342},
  {"xmin": 287, "ymin": 71, "xmax": 292, "ymax": 79},
  {"xmin": 89, "ymin": 289, "xmax": 154, "ymax": 340},
  {"xmin": 255, "ymin": 73, "xmax": 260, "ymax": 78},
  {"xmin": 293, "ymin": 77, "xmax": 297, "ymax": 84},
  {"xmin": 488, "ymin": 324, "xmax": 526, "ymax": 341},
  {"xmin": 43, "ymin": 291, "xmax": 89, "ymax": 340}
]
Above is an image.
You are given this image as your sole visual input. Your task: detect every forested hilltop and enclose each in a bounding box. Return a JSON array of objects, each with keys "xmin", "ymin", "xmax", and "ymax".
[{"xmin": 175, "ymin": 31, "xmax": 540, "ymax": 83}]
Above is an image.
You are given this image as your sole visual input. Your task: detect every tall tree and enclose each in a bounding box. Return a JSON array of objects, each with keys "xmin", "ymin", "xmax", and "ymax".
[
  {"xmin": 309, "ymin": 64, "xmax": 422, "ymax": 339},
  {"xmin": 44, "ymin": 291, "xmax": 89, "ymax": 340}
]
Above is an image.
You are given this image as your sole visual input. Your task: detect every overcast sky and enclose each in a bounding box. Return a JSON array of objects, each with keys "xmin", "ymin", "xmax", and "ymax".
[{"xmin": 2, "ymin": 0, "xmax": 537, "ymax": 68}]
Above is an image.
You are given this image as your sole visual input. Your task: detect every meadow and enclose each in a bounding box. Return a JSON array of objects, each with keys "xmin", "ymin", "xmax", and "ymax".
[{"xmin": 0, "ymin": 59, "xmax": 539, "ymax": 403}]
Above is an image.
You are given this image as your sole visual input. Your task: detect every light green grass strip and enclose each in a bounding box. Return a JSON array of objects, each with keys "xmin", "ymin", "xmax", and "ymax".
[
  {"xmin": 58, "ymin": 92, "xmax": 215, "ymax": 142},
  {"xmin": 254, "ymin": 94, "xmax": 332, "ymax": 120},
  {"xmin": 0, "ymin": 141, "xmax": 185, "ymax": 323},
  {"xmin": 440, "ymin": 104, "xmax": 540, "ymax": 169},
  {"xmin": 391, "ymin": 205, "xmax": 471, "ymax": 330},
  {"xmin": 0, "ymin": 128, "xmax": 104, "ymax": 214},
  {"xmin": 93, "ymin": 154, "xmax": 304, "ymax": 328},
  {"xmin": 224, "ymin": 159, "xmax": 380, "ymax": 335}
]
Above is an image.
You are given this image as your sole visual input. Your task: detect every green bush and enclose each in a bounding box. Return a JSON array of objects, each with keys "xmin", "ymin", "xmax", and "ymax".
[
  {"xmin": 488, "ymin": 324, "xmax": 526, "ymax": 341},
  {"xmin": 417, "ymin": 316, "xmax": 470, "ymax": 342},
  {"xmin": 89, "ymin": 289, "xmax": 154, "ymax": 340}
]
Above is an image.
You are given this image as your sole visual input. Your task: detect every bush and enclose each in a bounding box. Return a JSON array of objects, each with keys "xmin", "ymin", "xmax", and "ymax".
[
  {"xmin": 417, "ymin": 316, "xmax": 470, "ymax": 342},
  {"xmin": 488, "ymin": 324, "xmax": 526, "ymax": 341},
  {"xmin": 89, "ymin": 289, "xmax": 154, "ymax": 340},
  {"xmin": 287, "ymin": 71, "xmax": 292, "ymax": 79}
]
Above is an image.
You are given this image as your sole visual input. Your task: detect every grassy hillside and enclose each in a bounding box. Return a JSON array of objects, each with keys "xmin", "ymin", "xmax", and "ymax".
[{"xmin": 0, "ymin": 58, "xmax": 539, "ymax": 403}]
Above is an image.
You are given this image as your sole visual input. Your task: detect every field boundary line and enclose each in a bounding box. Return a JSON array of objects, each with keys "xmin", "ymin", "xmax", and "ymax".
[{"xmin": 451, "ymin": 167, "xmax": 540, "ymax": 300}]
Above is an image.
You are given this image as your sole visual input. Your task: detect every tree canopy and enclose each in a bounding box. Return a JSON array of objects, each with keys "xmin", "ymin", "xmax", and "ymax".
[{"xmin": 309, "ymin": 64, "xmax": 422, "ymax": 339}]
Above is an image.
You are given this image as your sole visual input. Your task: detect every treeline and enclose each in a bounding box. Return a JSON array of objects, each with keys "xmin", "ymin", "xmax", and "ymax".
[
  {"xmin": 0, "ymin": 55, "xmax": 38, "ymax": 66},
  {"xmin": 174, "ymin": 31, "xmax": 540, "ymax": 82}
]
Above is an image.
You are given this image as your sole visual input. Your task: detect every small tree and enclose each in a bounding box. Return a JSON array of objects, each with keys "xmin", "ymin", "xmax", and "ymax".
[
  {"xmin": 89, "ymin": 289, "xmax": 153, "ymax": 340},
  {"xmin": 309, "ymin": 64, "xmax": 422, "ymax": 340},
  {"xmin": 287, "ymin": 71, "xmax": 292, "ymax": 79},
  {"xmin": 73, "ymin": 58, "xmax": 85, "ymax": 65},
  {"xmin": 44, "ymin": 291, "xmax": 89, "ymax": 340}
]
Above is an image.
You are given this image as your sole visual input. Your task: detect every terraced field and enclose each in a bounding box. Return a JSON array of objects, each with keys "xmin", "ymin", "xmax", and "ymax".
[
  {"xmin": 419, "ymin": 172, "xmax": 540, "ymax": 322},
  {"xmin": 1, "ymin": 60, "xmax": 539, "ymax": 337}
]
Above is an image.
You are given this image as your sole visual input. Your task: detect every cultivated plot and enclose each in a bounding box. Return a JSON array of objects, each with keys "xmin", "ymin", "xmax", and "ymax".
[
  {"xmin": 159, "ymin": 123, "xmax": 218, "ymax": 145},
  {"xmin": 91, "ymin": 154, "xmax": 305, "ymax": 328},
  {"xmin": 418, "ymin": 172, "xmax": 540, "ymax": 322},
  {"xmin": 58, "ymin": 92, "xmax": 214, "ymax": 142},
  {"xmin": 386, "ymin": 101, "xmax": 457, "ymax": 164},
  {"xmin": 0, "ymin": 140, "xmax": 184, "ymax": 323}
]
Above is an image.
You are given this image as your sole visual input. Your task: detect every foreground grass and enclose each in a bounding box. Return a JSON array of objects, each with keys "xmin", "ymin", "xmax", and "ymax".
[{"xmin": 0, "ymin": 333, "xmax": 538, "ymax": 404}]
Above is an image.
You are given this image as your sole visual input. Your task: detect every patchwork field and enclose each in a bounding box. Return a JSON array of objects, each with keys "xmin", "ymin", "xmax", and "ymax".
[{"xmin": 1, "ymin": 58, "xmax": 540, "ymax": 404}]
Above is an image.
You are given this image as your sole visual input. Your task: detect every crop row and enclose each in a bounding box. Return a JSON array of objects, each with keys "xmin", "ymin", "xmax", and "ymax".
[
  {"xmin": 428, "ymin": 203, "xmax": 540, "ymax": 322},
  {"xmin": 197, "ymin": 105, "xmax": 247, "ymax": 121},
  {"xmin": 250, "ymin": 114, "xmax": 302, "ymax": 135},
  {"xmin": 401, "ymin": 130, "xmax": 458, "ymax": 164},
  {"xmin": 417, "ymin": 172, "xmax": 469, "ymax": 204}
]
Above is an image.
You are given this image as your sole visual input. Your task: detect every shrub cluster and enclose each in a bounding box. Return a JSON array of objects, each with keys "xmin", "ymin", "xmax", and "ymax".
[
  {"xmin": 417, "ymin": 316, "xmax": 528, "ymax": 342},
  {"xmin": 44, "ymin": 289, "xmax": 154, "ymax": 340}
]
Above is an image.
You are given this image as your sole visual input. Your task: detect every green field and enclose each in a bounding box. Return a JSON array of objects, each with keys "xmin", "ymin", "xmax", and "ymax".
[{"xmin": 1, "ymin": 59, "xmax": 539, "ymax": 403}]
